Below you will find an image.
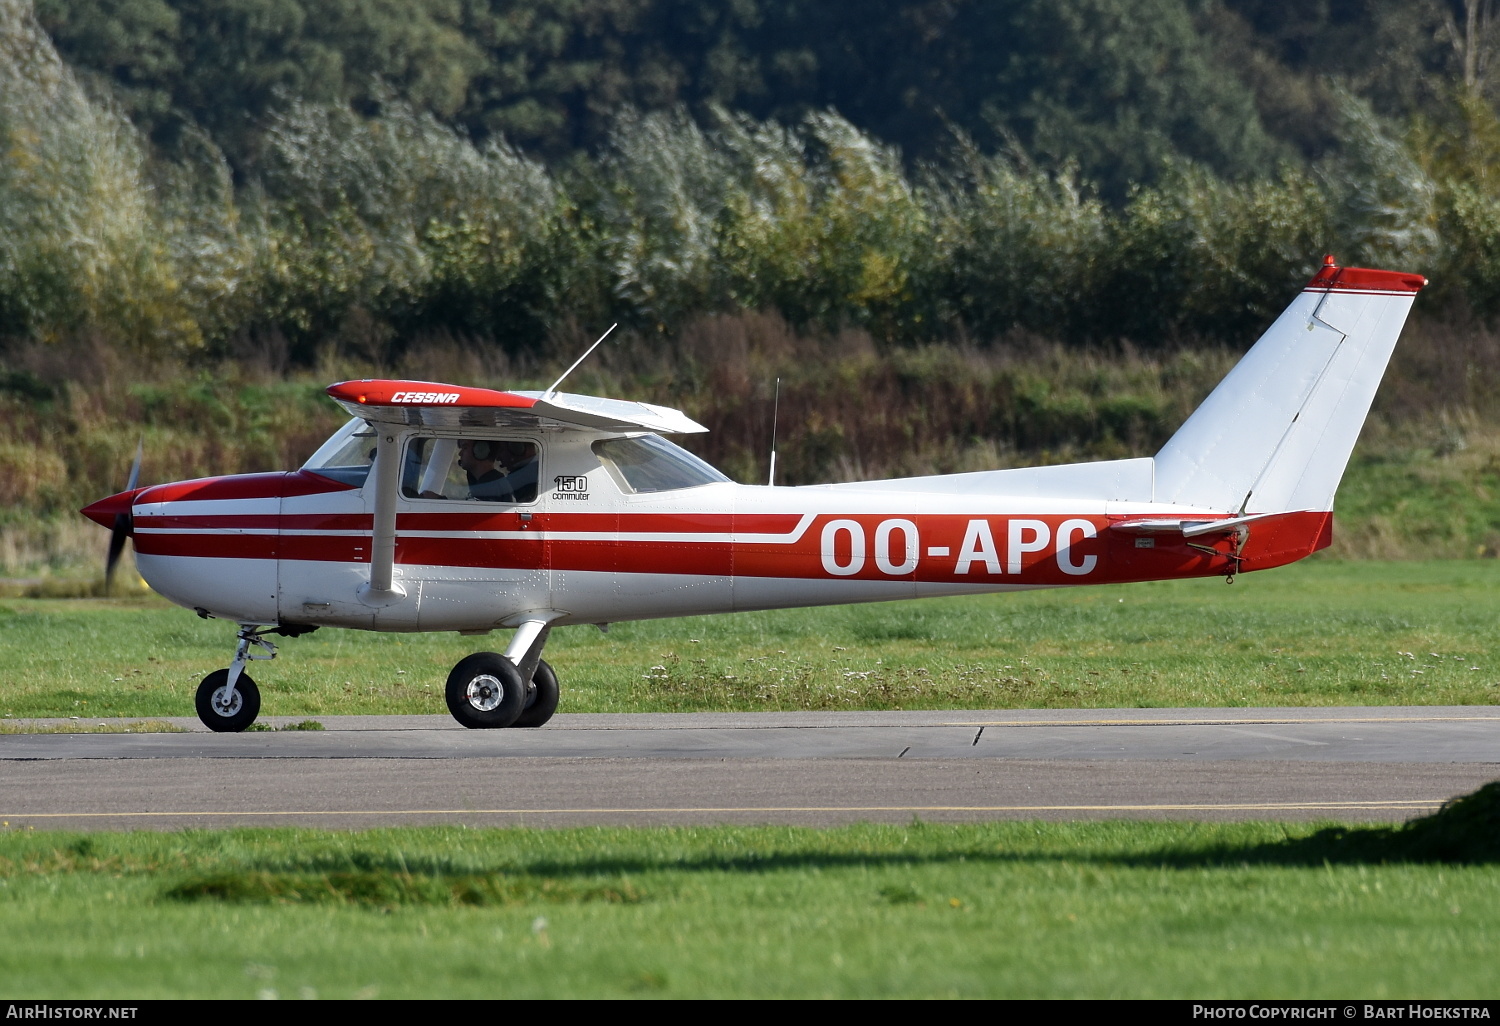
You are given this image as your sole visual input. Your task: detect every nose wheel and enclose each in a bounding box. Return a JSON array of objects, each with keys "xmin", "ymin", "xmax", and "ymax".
[
  {"xmin": 195, "ymin": 669, "xmax": 262, "ymax": 732},
  {"xmin": 193, "ymin": 623, "xmax": 288, "ymax": 732}
]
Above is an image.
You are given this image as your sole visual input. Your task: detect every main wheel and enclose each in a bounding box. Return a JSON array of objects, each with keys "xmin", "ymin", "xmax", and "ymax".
[
  {"xmin": 195, "ymin": 669, "xmax": 261, "ymax": 732},
  {"xmin": 512, "ymin": 659, "xmax": 559, "ymax": 728},
  {"xmin": 445, "ymin": 652, "xmax": 527, "ymax": 728}
]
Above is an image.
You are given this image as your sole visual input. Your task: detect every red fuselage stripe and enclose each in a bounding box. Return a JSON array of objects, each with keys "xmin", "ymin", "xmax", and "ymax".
[{"xmin": 133, "ymin": 510, "xmax": 1332, "ymax": 583}]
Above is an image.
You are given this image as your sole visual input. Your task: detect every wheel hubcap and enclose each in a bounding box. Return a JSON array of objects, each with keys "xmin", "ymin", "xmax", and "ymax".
[
  {"xmin": 212, "ymin": 686, "xmax": 243, "ymax": 717},
  {"xmin": 465, "ymin": 674, "xmax": 504, "ymax": 711}
]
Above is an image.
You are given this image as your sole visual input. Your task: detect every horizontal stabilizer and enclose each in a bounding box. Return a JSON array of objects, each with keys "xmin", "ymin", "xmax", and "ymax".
[{"xmin": 1109, "ymin": 512, "xmax": 1275, "ymax": 537}]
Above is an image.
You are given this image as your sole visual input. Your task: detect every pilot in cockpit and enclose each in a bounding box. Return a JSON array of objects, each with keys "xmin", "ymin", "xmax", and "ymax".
[
  {"xmin": 456, "ymin": 439, "xmax": 526, "ymax": 501},
  {"xmin": 407, "ymin": 436, "xmax": 539, "ymax": 502}
]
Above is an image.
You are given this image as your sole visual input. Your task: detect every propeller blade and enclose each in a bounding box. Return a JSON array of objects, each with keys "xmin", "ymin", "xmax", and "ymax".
[
  {"xmin": 105, "ymin": 513, "xmax": 130, "ymax": 589},
  {"xmin": 125, "ymin": 439, "xmax": 142, "ymax": 491},
  {"xmin": 105, "ymin": 439, "xmax": 144, "ymax": 591}
]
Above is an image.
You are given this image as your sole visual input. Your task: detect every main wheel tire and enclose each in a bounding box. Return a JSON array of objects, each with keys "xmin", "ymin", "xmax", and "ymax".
[
  {"xmin": 511, "ymin": 658, "xmax": 559, "ymax": 728},
  {"xmin": 445, "ymin": 652, "xmax": 527, "ymax": 729},
  {"xmin": 195, "ymin": 669, "xmax": 261, "ymax": 732}
]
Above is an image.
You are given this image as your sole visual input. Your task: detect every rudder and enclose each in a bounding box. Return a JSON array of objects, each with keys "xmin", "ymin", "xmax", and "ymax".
[{"xmin": 1153, "ymin": 257, "xmax": 1426, "ymax": 515}]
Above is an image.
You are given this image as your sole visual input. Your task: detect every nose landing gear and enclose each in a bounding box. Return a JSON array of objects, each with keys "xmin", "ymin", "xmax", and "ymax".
[
  {"xmin": 194, "ymin": 622, "xmax": 318, "ymax": 732},
  {"xmin": 195, "ymin": 624, "xmax": 279, "ymax": 732}
]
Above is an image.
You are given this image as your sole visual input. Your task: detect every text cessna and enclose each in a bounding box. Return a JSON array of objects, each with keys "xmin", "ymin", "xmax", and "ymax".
[{"xmin": 388, "ymin": 390, "xmax": 461, "ymax": 404}]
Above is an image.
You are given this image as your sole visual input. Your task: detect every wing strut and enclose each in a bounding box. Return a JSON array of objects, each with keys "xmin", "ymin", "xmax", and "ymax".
[{"xmin": 358, "ymin": 428, "xmax": 407, "ymax": 607}]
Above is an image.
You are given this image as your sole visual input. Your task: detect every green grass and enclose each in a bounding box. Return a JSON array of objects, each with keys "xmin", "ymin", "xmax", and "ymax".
[
  {"xmin": 0, "ymin": 561, "xmax": 1496, "ymax": 719},
  {"xmin": 1, "ymin": 811, "xmax": 1497, "ymax": 999},
  {"xmin": 0, "ymin": 719, "xmax": 184, "ymax": 735},
  {"xmin": 1331, "ymin": 420, "xmax": 1500, "ymax": 559}
]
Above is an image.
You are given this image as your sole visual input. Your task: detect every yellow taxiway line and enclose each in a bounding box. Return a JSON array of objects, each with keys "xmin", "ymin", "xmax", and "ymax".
[
  {"xmin": 0, "ymin": 799, "xmax": 1447, "ymax": 820},
  {"xmin": 942, "ymin": 716, "xmax": 1500, "ymax": 727}
]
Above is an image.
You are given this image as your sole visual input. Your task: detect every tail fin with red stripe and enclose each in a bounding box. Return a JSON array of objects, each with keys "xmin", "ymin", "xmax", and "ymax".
[{"xmin": 1153, "ymin": 257, "xmax": 1426, "ymax": 515}]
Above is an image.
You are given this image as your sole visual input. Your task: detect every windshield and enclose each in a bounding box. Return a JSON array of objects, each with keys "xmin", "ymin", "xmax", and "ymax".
[
  {"xmin": 592, "ymin": 434, "xmax": 730, "ymax": 493},
  {"xmin": 301, "ymin": 418, "xmax": 377, "ymax": 486}
]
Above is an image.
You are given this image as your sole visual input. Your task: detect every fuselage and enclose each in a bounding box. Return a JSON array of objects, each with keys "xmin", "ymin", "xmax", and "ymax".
[{"xmin": 85, "ymin": 419, "xmax": 1331, "ymax": 632}]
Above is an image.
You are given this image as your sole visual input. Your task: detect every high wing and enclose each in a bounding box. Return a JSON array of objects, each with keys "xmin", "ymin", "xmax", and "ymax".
[
  {"xmin": 322, "ymin": 378, "xmax": 705, "ymax": 610},
  {"xmin": 324, "ymin": 380, "xmax": 707, "ymax": 434}
]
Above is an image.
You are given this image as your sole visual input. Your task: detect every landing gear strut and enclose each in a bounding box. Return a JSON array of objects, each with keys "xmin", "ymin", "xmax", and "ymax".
[
  {"xmin": 195, "ymin": 624, "xmax": 278, "ymax": 732},
  {"xmin": 446, "ymin": 618, "xmax": 561, "ymax": 729}
]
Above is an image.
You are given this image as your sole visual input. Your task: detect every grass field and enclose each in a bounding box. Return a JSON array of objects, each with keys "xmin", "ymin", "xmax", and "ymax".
[
  {"xmin": 0, "ymin": 560, "xmax": 1496, "ymax": 721},
  {"xmin": 0, "ymin": 813, "xmax": 1496, "ymax": 999},
  {"xmin": 3, "ymin": 565, "xmax": 1496, "ymax": 998}
]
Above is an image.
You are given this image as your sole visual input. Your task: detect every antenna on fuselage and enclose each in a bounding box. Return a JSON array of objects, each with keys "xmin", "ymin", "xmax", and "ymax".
[
  {"xmin": 767, "ymin": 377, "xmax": 781, "ymax": 486},
  {"xmin": 543, "ymin": 323, "xmax": 618, "ymax": 399}
]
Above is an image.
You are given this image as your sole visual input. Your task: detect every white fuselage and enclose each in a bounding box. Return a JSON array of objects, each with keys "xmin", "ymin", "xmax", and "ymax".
[{"xmin": 131, "ymin": 423, "xmax": 1325, "ymax": 632}]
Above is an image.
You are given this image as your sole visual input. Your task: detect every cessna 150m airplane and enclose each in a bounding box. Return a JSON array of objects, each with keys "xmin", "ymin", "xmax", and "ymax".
[{"xmin": 83, "ymin": 257, "xmax": 1425, "ymax": 732}]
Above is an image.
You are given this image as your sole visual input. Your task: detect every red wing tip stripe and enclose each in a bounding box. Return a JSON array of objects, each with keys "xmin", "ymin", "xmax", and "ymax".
[
  {"xmin": 326, "ymin": 379, "xmax": 537, "ymax": 409},
  {"xmin": 1304, "ymin": 265, "xmax": 1427, "ymax": 293}
]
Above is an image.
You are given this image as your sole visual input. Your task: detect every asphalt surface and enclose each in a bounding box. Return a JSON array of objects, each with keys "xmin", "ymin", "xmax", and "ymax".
[{"xmin": 2, "ymin": 707, "xmax": 1496, "ymax": 830}]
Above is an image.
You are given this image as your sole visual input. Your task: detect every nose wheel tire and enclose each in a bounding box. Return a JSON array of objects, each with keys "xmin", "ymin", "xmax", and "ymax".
[
  {"xmin": 195, "ymin": 669, "xmax": 261, "ymax": 732},
  {"xmin": 512, "ymin": 658, "xmax": 559, "ymax": 728},
  {"xmin": 446, "ymin": 653, "xmax": 527, "ymax": 728}
]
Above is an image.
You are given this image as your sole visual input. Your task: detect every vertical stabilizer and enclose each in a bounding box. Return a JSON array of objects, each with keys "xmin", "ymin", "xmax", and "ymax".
[{"xmin": 1153, "ymin": 258, "xmax": 1426, "ymax": 513}]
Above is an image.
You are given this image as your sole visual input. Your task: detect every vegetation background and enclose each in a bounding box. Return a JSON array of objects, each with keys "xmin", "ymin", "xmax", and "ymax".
[{"xmin": 4, "ymin": 0, "xmax": 1500, "ymax": 578}]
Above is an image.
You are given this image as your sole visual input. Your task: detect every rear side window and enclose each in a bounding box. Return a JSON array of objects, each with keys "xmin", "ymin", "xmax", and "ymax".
[{"xmin": 592, "ymin": 435, "xmax": 729, "ymax": 493}]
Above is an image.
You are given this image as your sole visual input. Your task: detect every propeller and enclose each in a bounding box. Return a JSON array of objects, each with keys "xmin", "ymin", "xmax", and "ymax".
[{"xmin": 105, "ymin": 440, "xmax": 143, "ymax": 591}]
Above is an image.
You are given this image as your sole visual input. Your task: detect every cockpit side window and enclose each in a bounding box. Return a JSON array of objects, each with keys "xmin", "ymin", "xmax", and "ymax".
[
  {"xmin": 592, "ymin": 434, "xmax": 730, "ymax": 493},
  {"xmin": 404, "ymin": 436, "xmax": 539, "ymax": 503}
]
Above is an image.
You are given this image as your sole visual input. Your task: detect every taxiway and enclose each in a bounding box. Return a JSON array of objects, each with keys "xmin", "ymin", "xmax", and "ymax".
[{"xmin": 2, "ymin": 706, "xmax": 1495, "ymax": 830}]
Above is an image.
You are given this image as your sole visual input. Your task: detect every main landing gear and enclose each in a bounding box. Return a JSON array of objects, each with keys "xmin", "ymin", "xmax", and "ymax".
[
  {"xmin": 445, "ymin": 619, "xmax": 560, "ymax": 729},
  {"xmin": 192, "ymin": 619, "xmax": 561, "ymax": 732}
]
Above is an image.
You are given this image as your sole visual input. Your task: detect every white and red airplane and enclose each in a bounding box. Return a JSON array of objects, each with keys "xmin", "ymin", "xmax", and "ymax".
[{"xmin": 83, "ymin": 257, "xmax": 1425, "ymax": 732}]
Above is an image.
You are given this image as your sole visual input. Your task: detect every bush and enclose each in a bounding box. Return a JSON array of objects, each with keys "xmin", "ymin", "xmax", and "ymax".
[
  {"xmin": 250, "ymin": 100, "xmax": 580, "ymax": 361},
  {"xmin": 1097, "ymin": 164, "xmax": 1330, "ymax": 346},
  {"xmin": 0, "ymin": 1, "xmax": 208, "ymax": 356}
]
